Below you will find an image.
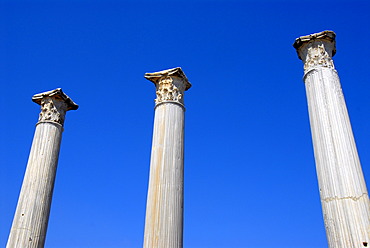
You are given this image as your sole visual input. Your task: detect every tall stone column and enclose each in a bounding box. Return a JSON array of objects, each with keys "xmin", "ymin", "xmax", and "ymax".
[
  {"xmin": 294, "ymin": 31, "xmax": 370, "ymax": 248},
  {"xmin": 143, "ymin": 67, "xmax": 191, "ymax": 248},
  {"xmin": 7, "ymin": 88, "xmax": 78, "ymax": 248}
]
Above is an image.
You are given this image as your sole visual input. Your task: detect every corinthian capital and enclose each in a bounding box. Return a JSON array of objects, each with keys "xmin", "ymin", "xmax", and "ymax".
[
  {"xmin": 145, "ymin": 67, "xmax": 191, "ymax": 106},
  {"xmin": 293, "ymin": 30, "xmax": 336, "ymax": 72},
  {"xmin": 32, "ymin": 88, "xmax": 78, "ymax": 126}
]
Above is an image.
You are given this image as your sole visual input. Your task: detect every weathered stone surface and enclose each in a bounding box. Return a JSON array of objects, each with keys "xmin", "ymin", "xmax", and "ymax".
[
  {"xmin": 7, "ymin": 88, "xmax": 78, "ymax": 248},
  {"xmin": 294, "ymin": 31, "xmax": 370, "ymax": 248},
  {"xmin": 143, "ymin": 68, "xmax": 190, "ymax": 248}
]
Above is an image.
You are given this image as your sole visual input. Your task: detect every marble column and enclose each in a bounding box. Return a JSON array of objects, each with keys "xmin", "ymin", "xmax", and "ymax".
[
  {"xmin": 294, "ymin": 31, "xmax": 370, "ymax": 248},
  {"xmin": 143, "ymin": 67, "xmax": 191, "ymax": 248},
  {"xmin": 7, "ymin": 88, "xmax": 78, "ymax": 248}
]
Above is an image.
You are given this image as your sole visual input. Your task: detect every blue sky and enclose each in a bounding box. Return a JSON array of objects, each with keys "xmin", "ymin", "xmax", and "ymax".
[{"xmin": 1, "ymin": 0, "xmax": 370, "ymax": 247}]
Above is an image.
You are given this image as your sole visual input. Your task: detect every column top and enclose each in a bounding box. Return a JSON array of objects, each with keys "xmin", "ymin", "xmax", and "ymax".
[
  {"xmin": 293, "ymin": 30, "xmax": 336, "ymax": 60},
  {"xmin": 32, "ymin": 88, "xmax": 79, "ymax": 111},
  {"xmin": 145, "ymin": 67, "xmax": 192, "ymax": 90}
]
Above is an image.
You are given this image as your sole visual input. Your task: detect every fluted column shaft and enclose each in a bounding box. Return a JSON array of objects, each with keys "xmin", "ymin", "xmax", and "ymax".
[
  {"xmin": 7, "ymin": 89, "xmax": 78, "ymax": 248},
  {"xmin": 143, "ymin": 68, "xmax": 191, "ymax": 248},
  {"xmin": 294, "ymin": 31, "xmax": 370, "ymax": 248}
]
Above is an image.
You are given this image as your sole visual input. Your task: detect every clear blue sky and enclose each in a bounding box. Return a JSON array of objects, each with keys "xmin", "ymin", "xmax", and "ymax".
[{"xmin": 1, "ymin": 0, "xmax": 370, "ymax": 247}]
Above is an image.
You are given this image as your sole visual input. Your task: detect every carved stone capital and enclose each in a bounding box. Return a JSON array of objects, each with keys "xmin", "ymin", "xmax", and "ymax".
[
  {"xmin": 293, "ymin": 30, "xmax": 336, "ymax": 72},
  {"xmin": 32, "ymin": 88, "xmax": 78, "ymax": 126},
  {"xmin": 145, "ymin": 67, "xmax": 191, "ymax": 106}
]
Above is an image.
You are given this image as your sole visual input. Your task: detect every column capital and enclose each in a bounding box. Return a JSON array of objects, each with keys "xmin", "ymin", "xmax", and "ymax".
[
  {"xmin": 32, "ymin": 88, "xmax": 78, "ymax": 126},
  {"xmin": 145, "ymin": 67, "xmax": 191, "ymax": 106},
  {"xmin": 293, "ymin": 30, "xmax": 336, "ymax": 72}
]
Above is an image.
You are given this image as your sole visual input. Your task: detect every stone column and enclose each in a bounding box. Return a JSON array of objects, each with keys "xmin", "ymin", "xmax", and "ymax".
[
  {"xmin": 294, "ymin": 31, "xmax": 370, "ymax": 248},
  {"xmin": 143, "ymin": 67, "xmax": 191, "ymax": 248},
  {"xmin": 7, "ymin": 88, "xmax": 78, "ymax": 248}
]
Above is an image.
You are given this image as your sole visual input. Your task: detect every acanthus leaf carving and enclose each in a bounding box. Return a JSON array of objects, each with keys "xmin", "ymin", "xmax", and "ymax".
[
  {"xmin": 155, "ymin": 76, "xmax": 184, "ymax": 105},
  {"xmin": 38, "ymin": 97, "xmax": 68, "ymax": 126},
  {"xmin": 304, "ymin": 42, "xmax": 335, "ymax": 72}
]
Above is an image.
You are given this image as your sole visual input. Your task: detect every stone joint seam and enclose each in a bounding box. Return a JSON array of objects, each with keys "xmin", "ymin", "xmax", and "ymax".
[
  {"xmin": 12, "ymin": 227, "xmax": 32, "ymax": 232},
  {"xmin": 303, "ymin": 67, "xmax": 338, "ymax": 82},
  {"xmin": 155, "ymin": 101, "xmax": 186, "ymax": 110},
  {"xmin": 36, "ymin": 121, "xmax": 64, "ymax": 132},
  {"xmin": 322, "ymin": 193, "xmax": 369, "ymax": 202}
]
